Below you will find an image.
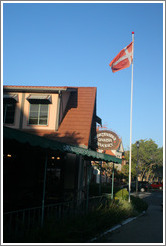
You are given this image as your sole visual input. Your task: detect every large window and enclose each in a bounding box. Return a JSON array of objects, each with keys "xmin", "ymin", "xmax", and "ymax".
[
  {"xmin": 3, "ymin": 103, "xmax": 16, "ymax": 124},
  {"xmin": 28, "ymin": 104, "xmax": 49, "ymax": 125}
]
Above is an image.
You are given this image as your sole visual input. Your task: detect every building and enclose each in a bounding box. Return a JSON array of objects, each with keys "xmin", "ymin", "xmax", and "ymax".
[{"xmin": 3, "ymin": 85, "xmax": 121, "ymax": 211}]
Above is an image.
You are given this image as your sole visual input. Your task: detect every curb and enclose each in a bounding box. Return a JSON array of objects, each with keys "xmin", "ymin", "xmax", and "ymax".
[{"xmin": 88, "ymin": 210, "xmax": 146, "ymax": 243}]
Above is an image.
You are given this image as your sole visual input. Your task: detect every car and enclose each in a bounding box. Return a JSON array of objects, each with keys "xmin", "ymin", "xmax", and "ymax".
[
  {"xmin": 150, "ymin": 182, "xmax": 163, "ymax": 190},
  {"xmin": 137, "ymin": 181, "xmax": 150, "ymax": 192},
  {"xmin": 130, "ymin": 181, "xmax": 150, "ymax": 192},
  {"xmin": 124, "ymin": 181, "xmax": 150, "ymax": 192}
]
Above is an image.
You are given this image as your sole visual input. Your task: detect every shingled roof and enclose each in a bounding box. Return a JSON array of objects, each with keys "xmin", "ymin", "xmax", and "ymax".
[{"xmin": 57, "ymin": 87, "xmax": 97, "ymax": 147}]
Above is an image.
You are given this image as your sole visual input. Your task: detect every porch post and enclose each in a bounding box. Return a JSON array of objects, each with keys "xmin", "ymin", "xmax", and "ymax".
[
  {"xmin": 86, "ymin": 162, "xmax": 90, "ymax": 212},
  {"xmin": 99, "ymin": 161, "xmax": 102, "ymax": 195},
  {"xmin": 111, "ymin": 163, "xmax": 114, "ymax": 200},
  {"xmin": 41, "ymin": 152, "xmax": 48, "ymax": 227}
]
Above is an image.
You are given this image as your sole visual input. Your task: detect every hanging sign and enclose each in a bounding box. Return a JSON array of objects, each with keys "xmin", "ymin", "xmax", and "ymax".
[{"xmin": 97, "ymin": 130, "xmax": 119, "ymax": 150}]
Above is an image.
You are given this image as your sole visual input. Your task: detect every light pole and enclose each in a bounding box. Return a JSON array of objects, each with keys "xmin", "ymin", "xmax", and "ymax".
[
  {"xmin": 136, "ymin": 141, "xmax": 139, "ymax": 195},
  {"xmin": 111, "ymin": 163, "xmax": 114, "ymax": 200}
]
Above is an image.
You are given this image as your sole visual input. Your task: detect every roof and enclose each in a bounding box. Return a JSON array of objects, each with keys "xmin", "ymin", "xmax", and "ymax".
[
  {"xmin": 3, "ymin": 85, "xmax": 74, "ymax": 93},
  {"xmin": 56, "ymin": 87, "xmax": 97, "ymax": 147},
  {"xmin": 114, "ymin": 138, "xmax": 122, "ymax": 150},
  {"xmin": 4, "ymin": 86, "xmax": 97, "ymax": 148},
  {"xmin": 104, "ymin": 149, "xmax": 116, "ymax": 156},
  {"xmin": 4, "ymin": 126, "xmax": 122, "ymax": 164},
  {"xmin": 3, "ymin": 85, "xmax": 69, "ymax": 89}
]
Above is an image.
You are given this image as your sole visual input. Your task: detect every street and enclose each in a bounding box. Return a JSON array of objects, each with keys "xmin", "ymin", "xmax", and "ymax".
[{"xmin": 94, "ymin": 190, "xmax": 163, "ymax": 244}]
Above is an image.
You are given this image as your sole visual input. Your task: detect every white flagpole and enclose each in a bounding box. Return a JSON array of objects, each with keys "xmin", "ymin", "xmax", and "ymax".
[{"xmin": 129, "ymin": 32, "xmax": 134, "ymax": 202}]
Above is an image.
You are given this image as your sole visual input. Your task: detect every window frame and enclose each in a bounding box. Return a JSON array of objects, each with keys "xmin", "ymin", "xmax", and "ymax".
[
  {"xmin": 28, "ymin": 103, "xmax": 49, "ymax": 126},
  {"xmin": 3, "ymin": 102, "xmax": 16, "ymax": 124}
]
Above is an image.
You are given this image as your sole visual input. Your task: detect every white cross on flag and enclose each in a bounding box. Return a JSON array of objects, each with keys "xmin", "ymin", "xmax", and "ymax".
[{"xmin": 109, "ymin": 42, "xmax": 133, "ymax": 73}]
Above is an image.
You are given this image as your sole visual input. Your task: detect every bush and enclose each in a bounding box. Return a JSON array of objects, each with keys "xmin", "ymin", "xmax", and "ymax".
[
  {"xmin": 114, "ymin": 189, "xmax": 148, "ymax": 213},
  {"xmin": 114, "ymin": 188, "xmax": 129, "ymax": 200},
  {"xmin": 130, "ymin": 195, "xmax": 148, "ymax": 212}
]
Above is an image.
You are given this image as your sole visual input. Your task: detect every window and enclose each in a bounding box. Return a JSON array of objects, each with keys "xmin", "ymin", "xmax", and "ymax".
[
  {"xmin": 3, "ymin": 103, "xmax": 16, "ymax": 124},
  {"xmin": 29, "ymin": 104, "xmax": 49, "ymax": 125},
  {"xmin": 3, "ymin": 94, "xmax": 18, "ymax": 124}
]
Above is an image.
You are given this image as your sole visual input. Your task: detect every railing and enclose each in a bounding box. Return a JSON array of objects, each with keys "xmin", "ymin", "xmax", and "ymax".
[
  {"xmin": 3, "ymin": 195, "xmax": 110, "ymax": 242},
  {"xmin": 4, "ymin": 205, "xmax": 42, "ymax": 241}
]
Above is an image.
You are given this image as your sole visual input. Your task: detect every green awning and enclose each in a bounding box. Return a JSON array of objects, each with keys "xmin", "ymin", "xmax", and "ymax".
[{"xmin": 3, "ymin": 126, "xmax": 121, "ymax": 164}]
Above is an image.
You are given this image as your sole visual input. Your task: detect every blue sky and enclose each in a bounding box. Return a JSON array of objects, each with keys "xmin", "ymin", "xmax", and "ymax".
[{"xmin": 3, "ymin": 2, "xmax": 164, "ymax": 150}]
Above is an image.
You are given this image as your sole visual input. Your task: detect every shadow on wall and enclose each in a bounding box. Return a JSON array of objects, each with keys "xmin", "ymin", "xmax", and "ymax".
[{"xmin": 43, "ymin": 131, "xmax": 84, "ymax": 145}]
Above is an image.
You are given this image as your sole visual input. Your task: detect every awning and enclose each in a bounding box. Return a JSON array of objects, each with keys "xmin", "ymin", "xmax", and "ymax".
[
  {"xmin": 26, "ymin": 94, "xmax": 52, "ymax": 103},
  {"xmin": 3, "ymin": 126, "xmax": 121, "ymax": 164},
  {"xmin": 3, "ymin": 94, "xmax": 18, "ymax": 102}
]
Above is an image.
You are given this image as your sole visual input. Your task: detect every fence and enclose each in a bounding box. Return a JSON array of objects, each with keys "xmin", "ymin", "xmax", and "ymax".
[{"xmin": 3, "ymin": 195, "xmax": 111, "ymax": 242}]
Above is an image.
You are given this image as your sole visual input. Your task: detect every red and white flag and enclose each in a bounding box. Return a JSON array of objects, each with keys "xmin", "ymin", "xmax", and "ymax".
[{"xmin": 109, "ymin": 42, "xmax": 133, "ymax": 73}]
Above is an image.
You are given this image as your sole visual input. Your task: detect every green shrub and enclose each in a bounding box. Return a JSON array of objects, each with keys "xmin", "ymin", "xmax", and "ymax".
[
  {"xmin": 114, "ymin": 188, "xmax": 129, "ymax": 200},
  {"xmin": 117, "ymin": 199, "xmax": 135, "ymax": 218},
  {"xmin": 130, "ymin": 195, "xmax": 148, "ymax": 212}
]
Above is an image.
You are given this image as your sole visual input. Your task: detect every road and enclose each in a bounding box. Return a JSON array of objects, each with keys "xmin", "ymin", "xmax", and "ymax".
[{"xmin": 94, "ymin": 190, "xmax": 163, "ymax": 244}]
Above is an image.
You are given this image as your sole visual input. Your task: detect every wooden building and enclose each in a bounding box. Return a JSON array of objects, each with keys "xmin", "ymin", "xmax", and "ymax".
[{"xmin": 3, "ymin": 85, "xmax": 121, "ymax": 211}]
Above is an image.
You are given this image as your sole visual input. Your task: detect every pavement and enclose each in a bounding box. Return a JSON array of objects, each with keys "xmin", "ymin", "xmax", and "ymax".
[{"xmin": 90, "ymin": 190, "xmax": 163, "ymax": 244}]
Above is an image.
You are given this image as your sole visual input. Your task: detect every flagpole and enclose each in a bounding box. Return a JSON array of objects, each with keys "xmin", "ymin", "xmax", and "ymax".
[{"xmin": 129, "ymin": 32, "xmax": 134, "ymax": 202}]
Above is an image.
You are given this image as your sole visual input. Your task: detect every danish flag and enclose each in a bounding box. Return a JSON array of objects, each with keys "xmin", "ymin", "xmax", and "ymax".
[{"xmin": 109, "ymin": 42, "xmax": 133, "ymax": 73}]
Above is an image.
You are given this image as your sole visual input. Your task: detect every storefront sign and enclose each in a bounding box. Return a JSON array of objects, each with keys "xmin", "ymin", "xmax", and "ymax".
[{"xmin": 97, "ymin": 130, "xmax": 119, "ymax": 150}]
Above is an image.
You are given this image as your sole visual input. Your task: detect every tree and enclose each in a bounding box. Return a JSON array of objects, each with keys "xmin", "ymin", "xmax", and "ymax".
[
  {"xmin": 121, "ymin": 150, "xmax": 137, "ymax": 180},
  {"xmin": 125, "ymin": 139, "xmax": 163, "ymax": 182}
]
